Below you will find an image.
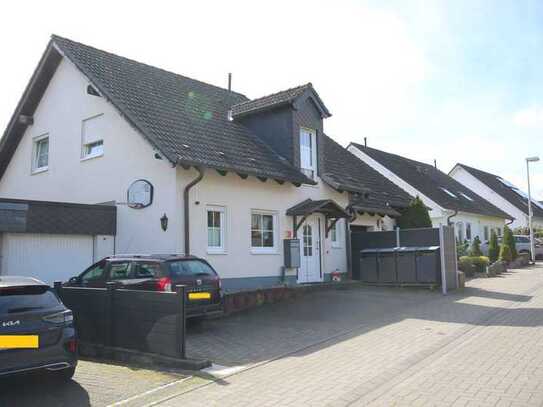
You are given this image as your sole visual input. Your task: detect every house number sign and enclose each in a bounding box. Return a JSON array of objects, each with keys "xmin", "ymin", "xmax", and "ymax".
[{"xmin": 127, "ymin": 179, "xmax": 154, "ymax": 209}]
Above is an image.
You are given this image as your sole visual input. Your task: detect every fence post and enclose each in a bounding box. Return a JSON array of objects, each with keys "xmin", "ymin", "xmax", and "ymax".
[
  {"xmin": 175, "ymin": 285, "xmax": 187, "ymax": 359},
  {"xmin": 105, "ymin": 282, "xmax": 117, "ymax": 348},
  {"xmin": 396, "ymin": 227, "xmax": 401, "ymax": 248},
  {"xmin": 439, "ymin": 225, "xmax": 447, "ymax": 295}
]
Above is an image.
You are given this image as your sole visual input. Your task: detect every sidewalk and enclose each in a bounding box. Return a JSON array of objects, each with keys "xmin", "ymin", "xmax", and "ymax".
[{"xmin": 161, "ymin": 265, "xmax": 543, "ymax": 406}]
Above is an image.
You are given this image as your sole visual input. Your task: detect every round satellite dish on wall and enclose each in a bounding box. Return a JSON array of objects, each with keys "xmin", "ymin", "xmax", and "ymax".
[{"xmin": 127, "ymin": 180, "xmax": 153, "ymax": 209}]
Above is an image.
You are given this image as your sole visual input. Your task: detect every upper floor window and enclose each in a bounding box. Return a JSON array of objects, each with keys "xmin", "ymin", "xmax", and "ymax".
[
  {"xmin": 82, "ymin": 114, "xmax": 105, "ymax": 160},
  {"xmin": 300, "ymin": 128, "xmax": 317, "ymax": 180},
  {"xmin": 207, "ymin": 206, "xmax": 226, "ymax": 253},
  {"xmin": 251, "ymin": 210, "xmax": 278, "ymax": 253},
  {"xmin": 32, "ymin": 134, "xmax": 49, "ymax": 173}
]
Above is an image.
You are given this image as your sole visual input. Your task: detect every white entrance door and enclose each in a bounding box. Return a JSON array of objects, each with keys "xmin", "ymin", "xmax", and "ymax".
[{"xmin": 298, "ymin": 216, "xmax": 322, "ymax": 283}]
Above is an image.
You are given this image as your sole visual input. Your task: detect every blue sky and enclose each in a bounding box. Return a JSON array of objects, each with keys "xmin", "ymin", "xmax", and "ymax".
[{"xmin": 0, "ymin": 0, "xmax": 541, "ymax": 197}]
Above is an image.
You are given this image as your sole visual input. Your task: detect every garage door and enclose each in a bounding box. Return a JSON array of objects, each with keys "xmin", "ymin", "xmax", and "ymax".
[{"xmin": 0, "ymin": 233, "xmax": 94, "ymax": 284}]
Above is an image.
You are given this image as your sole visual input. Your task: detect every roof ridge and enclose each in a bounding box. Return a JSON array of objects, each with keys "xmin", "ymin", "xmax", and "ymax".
[
  {"xmin": 232, "ymin": 82, "xmax": 312, "ymax": 108},
  {"xmin": 352, "ymin": 143, "xmax": 437, "ymax": 170},
  {"xmin": 51, "ymin": 34, "xmax": 248, "ymax": 100}
]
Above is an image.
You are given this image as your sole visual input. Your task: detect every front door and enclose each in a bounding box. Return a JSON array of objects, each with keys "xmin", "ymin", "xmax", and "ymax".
[{"xmin": 298, "ymin": 216, "xmax": 322, "ymax": 283}]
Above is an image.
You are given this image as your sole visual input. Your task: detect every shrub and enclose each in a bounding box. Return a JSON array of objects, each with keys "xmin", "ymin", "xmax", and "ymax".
[
  {"xmin": 499, "ymin": 244, "xmax": 513, "ymax": 262},
  {"xmin": 397, "ymin": 196, "xmax": 433, "ymax": 229},
  {"xmin": 456, "ymin": 238, "xmax": 469, "ymax": 258},
  {"xmin": 459, "ymin": 256, "xmax": 490, "ymax": 276},
  {"xmin": 469, "ymin": 236, "xmax": 483, "ymax": 257},
  {"xmin": 488, "ymin": 230, "xmax": 499, "ymax": 263},
  {"xmin": 501, "ymin": 226, "xmax": 517, "ymax": 261}
]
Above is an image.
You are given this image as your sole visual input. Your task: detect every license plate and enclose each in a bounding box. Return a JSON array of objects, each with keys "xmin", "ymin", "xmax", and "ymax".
[{"xmin": 188, "ymin": 292, "xmax": 211, "ymax": 300}]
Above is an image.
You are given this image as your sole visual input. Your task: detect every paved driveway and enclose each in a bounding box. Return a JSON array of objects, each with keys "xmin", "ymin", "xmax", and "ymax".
[
  {"xmin": 0, "ymin": 359, "xmax": 201, "ymax": 407},
  {"xmin": 169, "ymin": 264, "xmax": 543, "ymax": 406}
]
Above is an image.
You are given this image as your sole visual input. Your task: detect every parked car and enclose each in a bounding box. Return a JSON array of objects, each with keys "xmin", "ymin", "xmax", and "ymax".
[
  {"xmin": 64, "ymin": 254, "xmax": 223, "ymax": 318},
  {"xmin": 480, "ymin": 235, "xmax": 543, "ymax": 259},
  {"xmin": 0, "ymin": 276, "xmax": 77, "ymax": 379}
]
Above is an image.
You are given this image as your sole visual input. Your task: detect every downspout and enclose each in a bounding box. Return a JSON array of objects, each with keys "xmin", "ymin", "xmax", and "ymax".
[
  {"xmin": 506, "ymin": 218, "xmax": 514, "ymax": 226},
  {"xmin": 447, "ymin": 209, "xmax": 458, "ymax": 226},
  {"xmin": 183, "ymin": 167, "xmax": 204, "ymax": 255},
  {"xmin": 345, "ymin": 203, "xmax": 357, "ymax": 281}
]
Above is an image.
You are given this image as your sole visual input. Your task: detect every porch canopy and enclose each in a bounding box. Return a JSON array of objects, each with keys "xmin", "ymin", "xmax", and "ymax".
[{"xmin": 286, "ymin": 199, "xmax": 350, "ymax": 237}]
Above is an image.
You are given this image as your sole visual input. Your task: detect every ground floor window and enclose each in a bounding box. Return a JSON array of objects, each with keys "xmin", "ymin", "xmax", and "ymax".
[
  {"xmin": 251, "ymin": 210, "xmax": 277, "ymax": 253},
  {"xmin": 456, "ymin": 222, "xmax": 465, "ymax": 242},
  {"xmin": 465, "ymin": 222, "xmax": 472, "ymax": 241},
  {"xmin": 207, "ymin": 206, "xmax": 225, "ymax": 253},
  {"xmin": 484, "ymin": 226, "xmax": 489, "ymax": 241},
  {"xmin": 330, "ymin": 220, "xmax": 341, "ymax": 248}
]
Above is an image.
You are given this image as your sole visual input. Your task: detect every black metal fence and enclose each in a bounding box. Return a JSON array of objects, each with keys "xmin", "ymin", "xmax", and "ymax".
[{"xmin": 54, "ymin": 282, "xmax": 186, "ymax": 359}]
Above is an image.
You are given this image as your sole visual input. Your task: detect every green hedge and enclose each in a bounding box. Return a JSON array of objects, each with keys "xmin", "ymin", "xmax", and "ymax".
[{"xmin": 459, "ymin": 256, "xmax": 490, "ymax": 276}]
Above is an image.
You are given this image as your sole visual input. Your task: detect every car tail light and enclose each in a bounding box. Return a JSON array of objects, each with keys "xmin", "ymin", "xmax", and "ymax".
[
  {"xmin": 65, "ymin": 338, "xmax": 78, "ymax": 353},
  {"xmin": 43, "ymin": 310, "xmax": 73, "ymax": 324},
  {"xmin": 157, "ymin": 277, "xmax": 172, "ymax": 292}
]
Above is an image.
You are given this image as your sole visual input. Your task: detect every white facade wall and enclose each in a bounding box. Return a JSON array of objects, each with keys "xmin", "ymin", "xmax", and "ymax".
[
  {"xmin": 0, "ymin": 55, "xmax": 387, "ymax": 290},
  {"xmin": 450, "ymin": 166, "xmax": 543, "ymax": 230},
  {"xmin": 179, "ymin": 168, "xmax": 384, "ymax": 289},
  {"xmin": 0, "ymin": 58, "xmax": 181, "ymax": 255}
]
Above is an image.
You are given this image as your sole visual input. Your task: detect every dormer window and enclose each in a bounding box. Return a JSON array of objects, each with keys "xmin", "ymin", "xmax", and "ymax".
[{"xmin": 300, "ymin": 128, "xmax": 317, "ymax": 179}]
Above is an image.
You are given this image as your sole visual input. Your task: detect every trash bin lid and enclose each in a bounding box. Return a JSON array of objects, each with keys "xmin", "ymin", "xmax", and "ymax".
[
  {"xmin": 397, "ymin": 246, "xmax": 418, "ymax": 252},
  {"xmin": 416, "ymin": 245, "xmax": 440, "ymax": 251},
  {"xmin": 360, "ymin": 248, "xmax": 380, "ymax": 254},
  {"xmin": 378, "ymin": 247, "xmax": 398, "ymax": 253}
]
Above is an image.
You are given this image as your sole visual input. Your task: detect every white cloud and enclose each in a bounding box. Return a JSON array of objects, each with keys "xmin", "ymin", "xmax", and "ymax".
[{"xmin": 513, "ymin": 106, "xmax": 543, "ymax": 128}]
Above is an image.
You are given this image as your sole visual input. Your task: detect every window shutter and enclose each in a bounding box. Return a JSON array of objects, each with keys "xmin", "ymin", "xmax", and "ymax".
[{"xmin": 83, "ymin": 115, "xmax": 105, "ymax": 145}]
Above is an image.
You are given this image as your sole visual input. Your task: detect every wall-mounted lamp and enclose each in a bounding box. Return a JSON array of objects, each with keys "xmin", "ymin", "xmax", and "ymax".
[{"xmin": 160, "ymin": 213, "xmax": 168, "ymax": 231}]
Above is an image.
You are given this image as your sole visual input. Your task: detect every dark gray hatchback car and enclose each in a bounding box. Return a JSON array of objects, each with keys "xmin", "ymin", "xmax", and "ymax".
[{"xmin": 0, "ymin": 276, "xmax": 77, "ymax": 380}]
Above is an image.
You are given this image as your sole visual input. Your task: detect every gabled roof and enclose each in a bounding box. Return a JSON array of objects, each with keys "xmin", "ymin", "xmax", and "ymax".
[
  {"xmin": 350, "ymin": 143, "xmax": 512, "ymax": 219},
  {"xmin": 286, "ymin": 199, "xmax": 351, "ymax": 218},
  {"xmin": 231, "ymin": 83, "xmax": 331, "ymax": 119},
  {"xmin": 453, "ymin": 163, "xmax": 543, "ymax": 219},
  {"xmin": 0, "ymin": 35, "xmax": 313, "ymax": 186},
  {"xmin": 320, "ymin": 135, "xmax": 412, "ymax": 212}
]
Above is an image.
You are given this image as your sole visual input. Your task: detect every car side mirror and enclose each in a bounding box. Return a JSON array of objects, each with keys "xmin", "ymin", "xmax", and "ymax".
[{"xmin": 69, "ymin": 276, "xmax": 80, "ymax": 283}]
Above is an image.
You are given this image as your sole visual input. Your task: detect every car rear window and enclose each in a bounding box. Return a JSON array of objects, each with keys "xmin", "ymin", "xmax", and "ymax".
[
  {"xmin": 168, "ymin": 260, "xmax": 217, "ymax": 278},
  {"xmin": 0, "ymin": 286, "xmax": 61, "ymax": 315}
]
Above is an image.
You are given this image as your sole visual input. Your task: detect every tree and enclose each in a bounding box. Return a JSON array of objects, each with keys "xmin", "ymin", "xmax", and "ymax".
[
  {"xmin": 499, "ymin": 225, "xmax": 516, "ymax": 262},
  {"xmin": 488, "ymin": 230, "xmax": 499, "ymax": 263},
  {"xmin": 469, "ymin": 236, "xmax": 483, "ymax": 257},
  {"xmin": 397, "ymin": 196, "xmax": 432, "ymax": 229}
]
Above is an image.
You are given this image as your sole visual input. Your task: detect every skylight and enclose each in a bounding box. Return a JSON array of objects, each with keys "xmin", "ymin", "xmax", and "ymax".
[
  {"xmin": 440, "ymin": 187, "xmax": 457, "ymax": 198},
  {"xmin": 459, "ymin": 192, "xmax": 474, "ymax": 202}
]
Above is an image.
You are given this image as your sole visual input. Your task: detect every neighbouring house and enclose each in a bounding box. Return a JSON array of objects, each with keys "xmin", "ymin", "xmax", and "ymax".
[
  {"xmin": 450, "ymin": 163, "xmax": 543, "ymax": 231},
  {"xmin": 0, "ymin": 35, "xmax": 412, "ymax": 289},
  {"xmin": 347, "ymin": 143, "xmax": 512, "ymax": 243}
]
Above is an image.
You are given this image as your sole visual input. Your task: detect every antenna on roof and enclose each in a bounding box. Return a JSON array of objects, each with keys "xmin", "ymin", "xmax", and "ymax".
[
  {"xmin": 228, "ymin": 73, "xmax": 232, "ymax": 92},
  {"xmin": 364, "ymin": 137, "xmax": 367, "ymax": 147},
  {"xmin": 434, "ymin": 159, "xmax": 437, "ymax": 169}
]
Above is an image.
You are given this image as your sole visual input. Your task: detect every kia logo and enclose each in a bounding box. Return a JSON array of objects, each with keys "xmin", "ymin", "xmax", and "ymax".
[
  {"xmin": 196, "ymin": 279, "xmax": 202, "ymax": 286},
  {"xmin": 1, "ymin": 320, "xmax": 20, "ymax": 328}
]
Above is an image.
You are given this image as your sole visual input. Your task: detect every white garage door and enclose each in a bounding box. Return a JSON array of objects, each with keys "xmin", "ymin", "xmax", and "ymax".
[{"xmin": 0, "ymin": 233, "xmax": 94, "ymax": 285}]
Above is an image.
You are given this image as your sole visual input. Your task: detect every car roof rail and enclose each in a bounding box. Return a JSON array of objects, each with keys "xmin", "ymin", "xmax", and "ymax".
[{"xmin": 108, "ymin": 253, "xmax": 153, "ymax": 258}]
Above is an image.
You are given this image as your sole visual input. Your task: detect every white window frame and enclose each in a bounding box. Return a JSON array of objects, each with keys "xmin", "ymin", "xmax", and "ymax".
[
  {"xmin": 81, "ymin": 114, "xmax": 105, "ymax": 161},
  {"xmin": 483, "ymin": 226, "xmax": 489, "ymax": 241},
  {"xmin": 300, "ymin": 128, "xmax": 317, "ymax": 180},
  {"xmin": 330, "ymin": 219, "xmax": 342, "ymax": 248},
  {"xmin": 206, "ymin": 206, "xmax": 226, "ymax": 254},
  {"xmin": 456, "ymin": 222, "xmax": 465, "ymax": 242},
  {"xmin": 250, "ymin": 210, "xmax": 279, "ymax": 254},
  {"xmin": 465, "ymin": 222, "xmax": 472, "ymax": 241},
  {"xmin": 31, "ymin": 134, "xmax": 49, "ymax": 174}
]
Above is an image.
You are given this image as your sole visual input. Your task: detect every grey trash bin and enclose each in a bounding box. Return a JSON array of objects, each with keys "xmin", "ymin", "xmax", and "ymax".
[
  {"xmin": 360, "ymin": 249, "xmax": 379, "ymax": 282},
  {"xmin": 416, "ymin": 246, "xmax": 441, "ymax": 283},
  {"xmin": 377, "ymin": 248, "xmax": 397, "ymax": 283},
  {"xmin": 396, "ymin": 247, "xmax": 417, "ymax": 283}
]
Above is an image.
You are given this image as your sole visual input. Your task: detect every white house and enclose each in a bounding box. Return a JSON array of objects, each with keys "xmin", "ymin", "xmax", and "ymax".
[
  {"xmin": 450, "ymin": 163, "xmax": 543, "ymax": 230},
  {"xmin": 347, "ymin": 143, "xmax": 511, "ymax": 243},
  {"xmin": 0, "ymin": 35, "xmax": 413, "ymax": 289}
]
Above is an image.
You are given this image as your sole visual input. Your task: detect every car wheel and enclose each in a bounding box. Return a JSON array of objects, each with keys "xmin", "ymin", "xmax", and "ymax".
[{"xmin": 55, "ymin": 366, "xmax": 76, "ymax": 381}]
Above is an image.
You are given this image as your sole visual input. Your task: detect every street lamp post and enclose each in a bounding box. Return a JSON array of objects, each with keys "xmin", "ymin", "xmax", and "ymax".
[{"xmin": 526, "ymin": 156, "xmax": 540, "ymax": 263}]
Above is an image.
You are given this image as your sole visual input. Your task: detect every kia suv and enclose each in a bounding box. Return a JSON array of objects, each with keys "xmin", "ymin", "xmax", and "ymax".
[
  {"xmin": 65, "ymin": 254, "xmax": 223, "ymax": 318},
  {"xmin": 0, "ymin": 276, "xmax": 77, "ymax": 379}
]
